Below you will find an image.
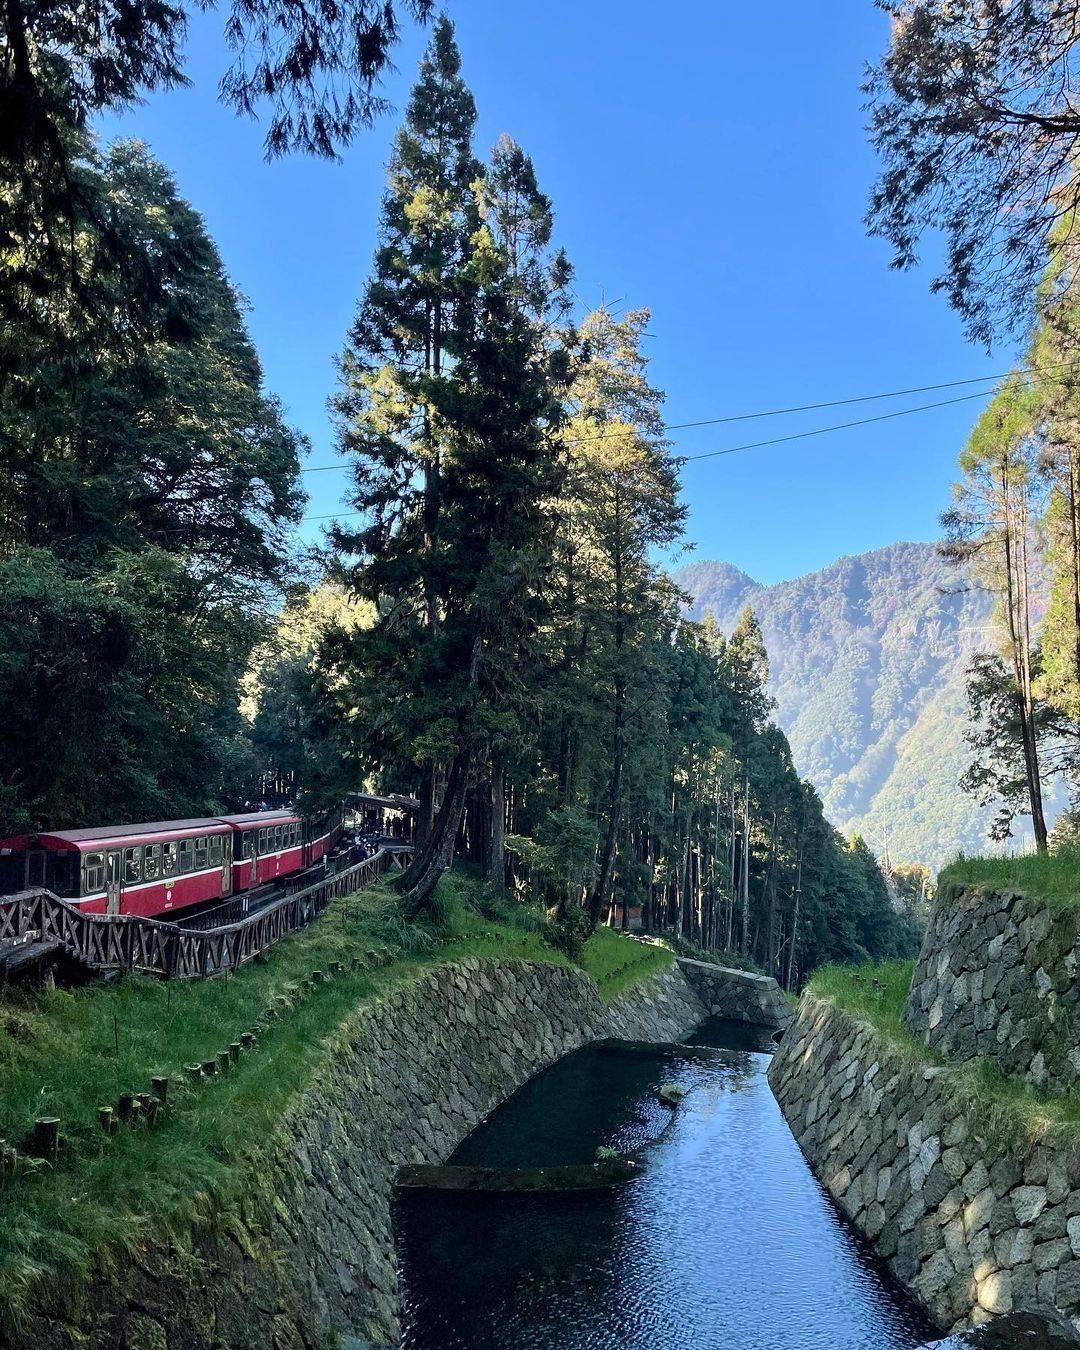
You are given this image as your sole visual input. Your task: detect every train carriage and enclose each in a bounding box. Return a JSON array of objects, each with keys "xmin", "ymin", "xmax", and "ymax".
[
  {"xmin": 0, "ymin": 804, "xmax": 345, "ymax": 920},
  {"xmin": 220, "ymin": 809, "xmax": 305, "ymax": 891},
  {"xmin": 23, "ymin": 818, "xmax": 235, "ymax": 917}
]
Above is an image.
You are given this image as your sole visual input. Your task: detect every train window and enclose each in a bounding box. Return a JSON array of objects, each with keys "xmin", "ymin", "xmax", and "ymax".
[
  {"xmin": 83, "ymin": 852, "xmax": 105, "ymax": 893},
  {"xmin": 178, "ymin": 839, "xmax": 193, "ymax": 874},
  {"xmin": 272, "ymin": 824, "xmax": 282, "ymax": 850},
  {"xmin": 123, "ymin": 847, "xmax": 141, "ymax": 884},
  {"xmin": 143, "ymin": 844, "xmax": 161, "ymax": 881},
  {"xmin": 194, "ymin": 837, "xmax": 208, "ymax": 869},
  {"xmin": 52, "ymin": 853, "xmax": 77, "ymax": 898},
  {"xmin": 258, "ymin": 827, "xmax": 267, "ymax": 850},
  {"xmin": 209, "ymin": 836, "xmax": 222, "ymax": 866},
  {"xmin": 239, "ymin": 830, "xmax": 251, "ymax": 860},
  {"xmin": 162, "ymin": 843, "xmax": 177, "ymax": 877}
]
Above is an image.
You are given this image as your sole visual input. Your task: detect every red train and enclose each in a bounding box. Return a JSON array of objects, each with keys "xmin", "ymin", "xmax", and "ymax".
[{"xmin": 0, "ymin": 807, "xmax": 344, "ymax": 919}]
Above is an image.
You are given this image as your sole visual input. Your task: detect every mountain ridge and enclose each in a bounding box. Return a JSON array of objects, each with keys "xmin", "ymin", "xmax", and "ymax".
[{"xmin": 676, "ymin": 541, "xmax": 1002, "ymax": 868}]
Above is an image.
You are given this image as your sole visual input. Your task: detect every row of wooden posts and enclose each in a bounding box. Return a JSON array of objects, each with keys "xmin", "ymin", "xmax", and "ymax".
[{"xmin": 1, "ymin": 946, "xmax": 399, "ymax": 1189}]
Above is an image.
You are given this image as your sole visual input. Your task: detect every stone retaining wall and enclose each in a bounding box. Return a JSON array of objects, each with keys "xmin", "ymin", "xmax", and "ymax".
[
  {"xmin": 904, "ymin": 886, "xmax": 1080, "ymax": 1095},
  {"xmin": 678, "ymin": 957, "xmax": 794, "ymax": 1029},
  {"xmin": 771, "ymin": 993, "xmax": 1080, "ymax": 1336},
  {"xmin": 25, "ymin": 955, "xmax": 708, "ymax": 1350},
  {"xmin": 606, "ymin": 960, "xmax": 708, "ymax": 1041}
]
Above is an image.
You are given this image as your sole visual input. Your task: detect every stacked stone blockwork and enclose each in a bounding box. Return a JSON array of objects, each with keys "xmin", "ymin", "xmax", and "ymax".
[
  {"xmin": 678, "ymin": 958, "xmax": 795, "ymax": 1029},
  {"xmin": 904, "ymin": 886, "xmax": 1080, "ymax": 1094},
  {"xmin": 19, "ymin": 954, "xmax": 791, "ymax": 1350},
  {"xmin": 770, "ymin": 995, "xmax": 1080, "ymax": 1334}
]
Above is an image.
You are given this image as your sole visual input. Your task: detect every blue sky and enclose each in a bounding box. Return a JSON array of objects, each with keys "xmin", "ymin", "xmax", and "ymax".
[{"xmin": 100, "ymin": 1, "xmax": 1014, "ymax": 585}]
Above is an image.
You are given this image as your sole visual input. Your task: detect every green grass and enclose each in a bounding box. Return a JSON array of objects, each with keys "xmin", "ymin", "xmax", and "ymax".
[
  {"xmin": 939, "ymin": 849, "xmax": 1080, "ymax": 908},
  {"xmin": 0, "ymin": 872, "xmax": 665, "ymax": 1329},
  {"xmin": 806, "ymin": 960, "xmax": 925, "ymax": 1059},
  {"xmin": 805, "ymin": 958, "xmax": 1080, "ymax": 1156},
  {"xmin": 579, "ymin": 928, "xmax": 674, "ymax": 1002}
]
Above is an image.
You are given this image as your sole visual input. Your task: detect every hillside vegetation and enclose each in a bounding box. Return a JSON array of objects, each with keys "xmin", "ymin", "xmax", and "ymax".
[
  {"xmin": 0, "ymin": 870, "xmax": 667, "ymax": 1329},
  {"xmin": 678, "ymin": 542, "xmax": 1031, "ymax": 867}
]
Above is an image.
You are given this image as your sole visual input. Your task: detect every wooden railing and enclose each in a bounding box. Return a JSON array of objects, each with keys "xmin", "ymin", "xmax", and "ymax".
[{"xmin": 0, "ymin": 847, "xmax": 412, "ymax": 980}]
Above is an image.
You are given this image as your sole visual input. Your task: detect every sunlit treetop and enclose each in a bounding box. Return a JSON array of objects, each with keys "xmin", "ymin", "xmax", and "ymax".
[{"xmin": 866, "ymin": 0, "xmax": 1080, "ymax": 345}]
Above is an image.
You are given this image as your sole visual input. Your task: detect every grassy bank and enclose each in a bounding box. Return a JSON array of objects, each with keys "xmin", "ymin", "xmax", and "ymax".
[
  {"xmin": 580, "ymin": 928, "xmax": 673, "ymax": 1002},
  {"xmin": 0, "ymin": 872, "xmax": 667, "ymax": 1329},
  {"xmin": 938, "ymin": 850, "xmax": 1080, "ymax": 908},
  {"xmin": 805, "ymin": 959, "xmax": 1080, "ymax": 1153}
]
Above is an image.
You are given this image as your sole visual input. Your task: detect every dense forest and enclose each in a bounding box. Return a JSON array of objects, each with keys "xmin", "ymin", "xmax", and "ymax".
[
  {"xmin": 0, "ymin": 5, "xmax": 920, "ymax": 984},
  {"xmin": 259, "ymin": 22, "xmax": 918, "ymax": 980}
]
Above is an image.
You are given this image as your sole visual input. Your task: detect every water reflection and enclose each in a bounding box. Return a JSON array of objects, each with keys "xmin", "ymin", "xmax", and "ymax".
[{"xmin": 397, "ymin": 1019, "xmax": 934, "ymax": 1349}]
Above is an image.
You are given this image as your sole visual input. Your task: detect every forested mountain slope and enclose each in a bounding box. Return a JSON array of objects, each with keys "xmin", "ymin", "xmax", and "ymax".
[{"xmin": 677, "ymin": 542, "xmax": 1007, "ymax": 868}]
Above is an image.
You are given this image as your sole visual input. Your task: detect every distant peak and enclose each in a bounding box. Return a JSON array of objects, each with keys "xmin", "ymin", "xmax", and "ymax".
[{"xmin": 675, "ymin": 558, "xmax": 759, "ymax": 590}]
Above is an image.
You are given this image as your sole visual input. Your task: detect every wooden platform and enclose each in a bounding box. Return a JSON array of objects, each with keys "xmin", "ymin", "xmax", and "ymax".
[{"xmin": 0, "ymin": 937, "xmax": 62, "ymax": 983}]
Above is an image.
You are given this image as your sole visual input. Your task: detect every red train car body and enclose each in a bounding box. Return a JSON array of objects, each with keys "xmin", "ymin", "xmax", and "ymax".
[{"xmin": 0, "ymin": 807, "xmax": 344, "ymax": 919}]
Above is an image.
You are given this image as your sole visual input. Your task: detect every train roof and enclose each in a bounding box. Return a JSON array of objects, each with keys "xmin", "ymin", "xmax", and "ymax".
[
  {"xmin": 27, "ymin": 809, "xmax": 306, "ymax": 852},
  {"xmin": 44, "ymin": 817, "xmax": 223, "ymax": 843},
  {"xmin": 40, "ymin": 817, "xmax": 231, "ymax": 849}
]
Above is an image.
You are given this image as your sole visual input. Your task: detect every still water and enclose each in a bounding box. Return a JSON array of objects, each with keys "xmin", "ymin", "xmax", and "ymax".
[{"xmin": 396, "ymin": 1020, "xmax": 936, "ymax": 1350}]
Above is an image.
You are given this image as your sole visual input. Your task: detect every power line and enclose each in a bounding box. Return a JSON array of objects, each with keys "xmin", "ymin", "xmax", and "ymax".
[
  {"xmin": 292, "ymin": 386, "xmax": 997, "ymax": 525},
  {"xmin": 296, "ymin": 357, "xmax": 1080, "ymax": 476},
  {"xmin": 680, "ymin": 389, "xmax": 993, "ymax": 464}
]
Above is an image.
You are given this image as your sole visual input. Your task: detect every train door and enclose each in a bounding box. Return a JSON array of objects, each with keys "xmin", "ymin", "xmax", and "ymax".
[
  {"xmin": 25, "ymin": 849, "xmax": 46, "ymax": 889},
  {"xmin": 105, "ymin": 850, "xmax": 123, "ymax": 915},
  {"xmin": 221, "ymin": 834, "xmax": 233, "ymax": 896}
]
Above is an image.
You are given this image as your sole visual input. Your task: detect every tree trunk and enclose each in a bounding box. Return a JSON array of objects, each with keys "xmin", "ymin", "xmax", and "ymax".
[
  {"xmin": 588, "ymin": 734, "xmax": 623, "ymax": 930},
  {"xmin": 1001, "ymin": 463, "xmax": 1048, "ymax": 851},
  {"xmin": 588, "ymin": 504, "xmax": 627, "ymax": 932},
  {"xmin": 415, "ymin": 765, "xmax": 436, "ymax": 853},
  {"xmin": 643, "ymin": 832, "xmax": 655, "ymax": 932},
  {"xmin": 764, "ymin": 810, "xmax": 778, "ymax": 975},
  {"xmin": 483, "ymin": 758, "xmax": 506, "ymax": 889},
  {"xmin": 739, "ymin": 777, "xmax": 750, "ymax": 957},
  {"xmin": 1069, "ymin": 452, "xmax": 1080, "ymax": 698},
  {"xmin": 725, "ymin": 785, "xmax": 736, "ymax": 952},
  {"xmin": 785, "ymin": 840, "xmax": 803, "ymax": 992},
  {"xmin": 403, "ymin": 746, "xmax": 472, "ymax": 917}
]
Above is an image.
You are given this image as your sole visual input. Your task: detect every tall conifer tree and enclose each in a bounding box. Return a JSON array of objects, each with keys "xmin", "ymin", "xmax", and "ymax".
[
  {"xmin": 333, "ymin": 14, "xmax": 480, "ymax": 848},
  {"xmin": 332, "ymin": 21, "xmax": 572, "ymax": 913}
]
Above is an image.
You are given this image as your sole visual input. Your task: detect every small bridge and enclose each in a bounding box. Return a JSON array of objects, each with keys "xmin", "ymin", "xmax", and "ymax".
[{"xmin": 0, "ymin": 846, "xmax": 412, "ymax": 981}]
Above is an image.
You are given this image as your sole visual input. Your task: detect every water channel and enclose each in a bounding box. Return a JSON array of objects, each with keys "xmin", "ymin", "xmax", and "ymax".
[{"xmin": 396, "ymin": 1019, "xmax": 938, "ymax": 1349}]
